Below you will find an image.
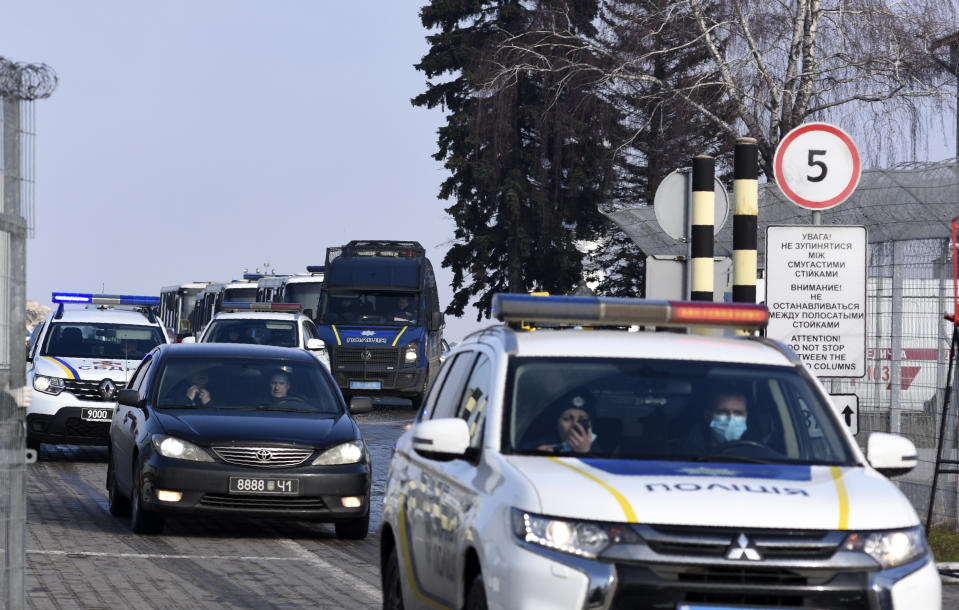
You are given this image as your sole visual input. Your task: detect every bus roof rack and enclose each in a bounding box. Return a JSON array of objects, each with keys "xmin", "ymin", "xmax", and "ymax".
[{"xmin": 491, "ymin": 294, "xmax": 769, "ymax": 331}]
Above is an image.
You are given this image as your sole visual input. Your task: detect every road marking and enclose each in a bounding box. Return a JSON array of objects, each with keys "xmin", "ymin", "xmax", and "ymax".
[
  {"xmin": 275, "ymin": 539, "xmax": 381, "ymax": 600},
  {"xmin": 28, "ymin": 549, "xmax": 308, "ymax": 561}
]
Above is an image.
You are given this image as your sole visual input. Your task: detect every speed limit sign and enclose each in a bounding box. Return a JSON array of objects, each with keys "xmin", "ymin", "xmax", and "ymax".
[{"xmin": 774, "ymin": 122, "xmax": 861, "ymax": 210}]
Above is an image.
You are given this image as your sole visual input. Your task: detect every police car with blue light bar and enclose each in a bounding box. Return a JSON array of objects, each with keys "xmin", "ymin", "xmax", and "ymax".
[
  {"xmin": 189, "ymin": 302, "xmax": 330, "ymax": 370},
  {"xmin": 24, "ymin": 293, "xmax": 171, "ymax": 450},
  {"xmin": 379, "ymin": 294, "xmax": 940, "ymax": 610}
]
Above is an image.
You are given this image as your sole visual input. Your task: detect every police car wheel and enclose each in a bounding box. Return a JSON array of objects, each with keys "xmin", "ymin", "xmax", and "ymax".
[
  {"xmin": 334, "ymin": 514, "xmax": 369, "ymax": 540},
  {"xmin": 464, "ymin": 572, "xmax": 487, "ymax": 610},
  {"xmin": 382, "ymin": 547, "xmax": 404, "ymax": 610},
  {"xmin": 107, "ymin": 453, "xmax": 131, "ymax": 517},
  {"xmin": 130, "ymin": 463, "xmax": 164, "ymax": 535}
]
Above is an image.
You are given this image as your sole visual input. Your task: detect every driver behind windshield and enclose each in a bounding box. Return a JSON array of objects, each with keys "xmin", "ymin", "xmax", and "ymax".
[
  {"xmin": 690, "ymin": 388, "xmax": 750, "ymax": 451},
  {"xmin": 268, "ymin": 370, "xmax": 293, "ymax": 403}
]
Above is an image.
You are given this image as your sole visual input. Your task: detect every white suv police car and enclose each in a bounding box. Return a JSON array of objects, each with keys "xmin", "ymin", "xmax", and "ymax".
[
  {"xmin": 25, "ymin": 293, "xmax": 170, "ymax": 450},
  {"xmin": 189, "ymin": 302, "xmax": 330, "ymax": 370},
  {"xmin": 380, "ymin": 294, "xmax": 940, "ymax": 610}
]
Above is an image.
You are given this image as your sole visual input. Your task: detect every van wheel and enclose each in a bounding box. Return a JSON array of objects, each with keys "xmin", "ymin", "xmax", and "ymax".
[
  {"xmin": 334, "ymin": 513, "xmax": 369, "ymax": 539},
  {"xmin": 107, "ymin": 453, "xmax": 130, "ymax": 517},
  {"xmin": 382, "ymin": 547, "xmax": 405, "ymax": 610},
  {"xmin": 465, "ymin": 572, "xmax": 487, "ymax": 610},
  {"xmin": 130, "ymin": 464, "xmax": 164, "ymax": 535}
]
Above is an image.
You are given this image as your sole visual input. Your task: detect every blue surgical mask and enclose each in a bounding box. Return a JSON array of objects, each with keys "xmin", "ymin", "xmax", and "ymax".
[{"xmin": 710, "ymin": 415, "xmax": 747, "ymax": 443}]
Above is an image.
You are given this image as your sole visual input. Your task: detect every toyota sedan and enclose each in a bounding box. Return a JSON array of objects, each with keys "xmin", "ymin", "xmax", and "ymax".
[{"xmin": 107, "ymin": 343, "xmax": 372, "ymax": 537}]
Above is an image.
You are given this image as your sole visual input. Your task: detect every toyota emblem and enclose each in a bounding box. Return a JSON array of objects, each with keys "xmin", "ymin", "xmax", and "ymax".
[
  {"xmin": 99, "ymin": 379, "xmax": 117, "ymax": 400},
  {"xmin": 255, "ymin": 449, "xmax": 273, "ymax": 462}
]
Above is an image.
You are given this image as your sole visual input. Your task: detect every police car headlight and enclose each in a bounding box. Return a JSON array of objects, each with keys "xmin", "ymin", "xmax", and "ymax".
[
  {"xmin": 151, "ymin": 435, "xmax": 213, "ymax": 462},
  {"xmin": 33, "ymin": 375, "xmax": 66, "ymax": 395},
  {"xmin": 312, "ymin": 441, "xmax": 367, "ymax": 465},
  {"xmin": 404, "ymin": 341, "xmax": 418, "ymax": 363},
  {"xmin": 842, "ymin": 526, "xmax": 927, "ymax": 568},
  {"xmin": 510, "ymin": 509, "xmax": 643, "ymax": 559}
]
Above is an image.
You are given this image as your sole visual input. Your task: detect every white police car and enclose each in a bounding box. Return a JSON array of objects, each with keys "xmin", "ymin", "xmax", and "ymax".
[
  {"xmin": 25, "ymin": 293, "xmax": 171, "ymax": 450},
  {"xmin": 379, "ymin": 294, "xmax": 940, "ymax": 610},
  {"xmin": 189, "ymin": 302, "xmax": 330, "ymax": 370}
]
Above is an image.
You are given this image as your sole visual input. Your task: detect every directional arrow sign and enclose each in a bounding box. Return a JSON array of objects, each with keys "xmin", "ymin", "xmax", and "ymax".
[{"xmin": 831, "ymin": 394, "xmax": 859, "ymax": 436}]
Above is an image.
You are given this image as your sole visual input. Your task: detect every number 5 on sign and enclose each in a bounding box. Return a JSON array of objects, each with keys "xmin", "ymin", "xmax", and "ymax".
[{"xmin": 774, "ymin": 123, "xmax": 861, "ymax": 211}]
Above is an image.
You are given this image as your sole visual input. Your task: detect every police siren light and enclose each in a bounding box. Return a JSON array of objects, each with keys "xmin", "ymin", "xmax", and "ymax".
[
  {"xmin": 491, "ymin": 294, "xmax": 769, "ymax": 330},
  {"xmin": 306, "ymin": 265, "xmax": 325, "ymax": 273},
  {"xmin": 219, "ymin": 302, "xmax": 302, "ymax": 313},
  {"xmin": 52, "ymin": 292, "xmax": 161, "ymax": 307}
]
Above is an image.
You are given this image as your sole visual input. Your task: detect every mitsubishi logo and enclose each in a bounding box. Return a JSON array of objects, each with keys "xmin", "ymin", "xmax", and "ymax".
[
  {"xmin": 361, "ymin": 330, "xmax": 376, "ymax": 336},
  {"xmin": 255, "ymin": 449, "xmax": 273, "ymax": 462},
  {"xmin": 725, "ymin": 533, "xmax": 762, "ymax": 561},
  {"xmin": 361, "ymin": 350, "xmax": 373, "ymax": 361},
  {"xmin": 99, "ymin": 379, "xmax": 117, "ymax": 400}
]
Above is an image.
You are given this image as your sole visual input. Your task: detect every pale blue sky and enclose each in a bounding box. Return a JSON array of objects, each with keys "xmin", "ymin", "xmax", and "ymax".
[{"xmin": 2, "ymin": 1, "xmax": 489, "ymax": 340}]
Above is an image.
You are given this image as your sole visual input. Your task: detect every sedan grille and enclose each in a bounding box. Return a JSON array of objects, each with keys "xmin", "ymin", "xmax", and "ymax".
[
  {"xmin": 200, "ymin": 494, "xmax": 326, "ymax": 511},
  {"xmin": 211, "ymin": 446, "xmax": 313, "ymax": 468}
]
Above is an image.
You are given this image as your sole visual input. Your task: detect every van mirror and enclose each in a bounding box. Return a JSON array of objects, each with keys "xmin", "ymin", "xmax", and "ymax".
[
  {"xmin": 412, "ymin": 418, "xmax": 470, "ymax": 461},
  {"xmin": 866, "ymin": 432, "xmax": 918, "ymax": 478},
  {"xmin": 429, "ymin": 311, "xmax": 445, "ymax": 332},
  {"xmin": 117, "ymin": 389, "xmax": 142, "ymax": 408},
  {"xmin": 349, "ymin": 396, "xmax": 373, "ymax": 414}
]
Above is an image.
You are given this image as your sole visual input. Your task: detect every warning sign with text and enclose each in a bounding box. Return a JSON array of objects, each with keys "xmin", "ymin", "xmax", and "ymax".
[{"xmin": 765, "ymin": 225, "xmax": 866, "ymax": 377}]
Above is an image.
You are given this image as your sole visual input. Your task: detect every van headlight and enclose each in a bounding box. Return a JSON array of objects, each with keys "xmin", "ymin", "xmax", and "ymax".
[
  {"xmin": 404, "ymin": 341, "xmax": 419, "ymax": 363},
  {"xmin": 312, "ymin": 441, "xmax": 367, "ymax": 465},
  {"xmin": 510, "ymin": 509, "xmax": 643, "ymax": 559},
  {"xmin": 33, "ymin": 375, "xmax": 66, "ymax": 395},
  {"xmin": 151, "ymin": 435, "xmax": 213, "ymax": 462},
  {"xmin": 842, "ymin": 526, "xmax": 927, "ymax": 568}
]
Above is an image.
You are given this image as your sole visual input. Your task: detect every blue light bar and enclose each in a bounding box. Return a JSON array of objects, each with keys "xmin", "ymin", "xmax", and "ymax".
[
  {"xmin": 242, "ymin": 273, "xmax": 264, "ymax": 280},
  {"xmin": 306, "ymin": 265, "xmax": 325, "ymax": 273},
  {"xmin": 52, "ymin": 292, "xmax": 160, "ymax": 307}
]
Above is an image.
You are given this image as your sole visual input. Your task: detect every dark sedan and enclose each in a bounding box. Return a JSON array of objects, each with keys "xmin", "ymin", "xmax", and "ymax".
[{"xmin": 106, "ymin": 343, "xmax": 372, "ymax": 538}]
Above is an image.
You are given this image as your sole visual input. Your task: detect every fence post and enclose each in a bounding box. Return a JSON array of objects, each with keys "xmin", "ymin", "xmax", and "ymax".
[
  {"xmin": 732, "ymin": 138, "xmax": 758, "ymax": 305},
  {"xmin": 691, "ymin": 155, "xmax": 715, "ymax": 303}
]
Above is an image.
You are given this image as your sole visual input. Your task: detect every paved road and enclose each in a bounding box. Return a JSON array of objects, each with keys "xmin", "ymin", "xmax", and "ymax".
[
  {"xmin": 25, "ymin": 405, "xmax": 959, "ymax": 608},
  {"xmin": 25, "ymin": 407, "xmax": 412, "ymax": 609}
]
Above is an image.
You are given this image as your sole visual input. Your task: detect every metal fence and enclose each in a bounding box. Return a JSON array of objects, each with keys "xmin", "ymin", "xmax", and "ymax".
[{"xmin": 608, "ymin": 159, "xmax": 959, "ymax": 527}]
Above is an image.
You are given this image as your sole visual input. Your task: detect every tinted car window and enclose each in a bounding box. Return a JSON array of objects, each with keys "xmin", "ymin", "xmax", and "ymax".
[
  {"xmin": 41, "ymin": 323, "xmax": 165, "ymax": 360},
  {"xmin": 430, "ymin": 352, "xmax": 477, "ymax": 420},
  {"xmin": 203, "ymin": 320, "xmax": 298, "ymax": 347},
  {"xmin": 456, "ymin": 354, "xmax": 491, "ymax": 449},
  {"xmin": 156, "ymin": 357, "xmax": 341, "ymax": 414},
  {"xmin": 505, "ymin": 357, "xmax": 856, "ymax": 465}
]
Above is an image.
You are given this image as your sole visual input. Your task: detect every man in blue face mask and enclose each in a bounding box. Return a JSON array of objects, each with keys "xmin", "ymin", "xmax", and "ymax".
[{"xmin": 707, "ymin": 391, "xmax": 749, "ymax": 445}]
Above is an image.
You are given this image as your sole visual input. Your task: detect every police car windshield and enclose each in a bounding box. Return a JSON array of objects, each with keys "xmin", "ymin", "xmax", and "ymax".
[
  {"xmin": 156, "ymin": 357, "xmax": 341, "ymax": 413},
  {"xmin": 505, "ymin": 357, "xmax": 857, "ymax": 466},
  {"xmin": 320, "ymin": 291, "xmax": 419, "ymax": 326},
  {"xmin": 203, "ymin": 320, "xmax": 298, "ymax": 347},
  {"xmin": 41, "ymin": 323, "xmax": 165, "ymax": 360}
]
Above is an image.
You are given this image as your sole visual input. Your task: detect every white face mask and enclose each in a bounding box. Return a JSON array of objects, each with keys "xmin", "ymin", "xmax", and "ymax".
[{"xmin": 710, "ymin": 414, "xmax": 747, "ymax": 443}]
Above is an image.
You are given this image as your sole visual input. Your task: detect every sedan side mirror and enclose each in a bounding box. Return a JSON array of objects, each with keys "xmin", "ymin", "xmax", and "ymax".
[
  {"xmin": 867, "ymin": 432, "xmax": 918, "ymax": 478},
  {"xmin": 180, "ymin": 336, "xmax": 196, "ymax": 344},
  {"xmin": 306, "ymin": 338, "xmax": 326, "ymax": 351},
  {"xmin": 412, "ymin": 418, "xmax": 470, "ymax": 461},
  {"xmin": 117, "ymin": 389, "xmax": 142, "ymax": 408},
  {"xmin": 349, "ymin": 396, "xmax": 373, "ymax": 414}
]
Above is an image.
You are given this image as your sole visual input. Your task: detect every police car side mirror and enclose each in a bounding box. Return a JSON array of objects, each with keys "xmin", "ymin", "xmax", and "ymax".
[
  {"xmin": 180, "ymin": 336, "xmax": 196, "ymax": 344},
  {"xmin": 866, "ymin": 432, "xmax": 918, "ymax": 478},
  {"xmin": 117, "ymin": 389, "xmax": 142, "ymax": 408},
  {"xmin": 306, "ymin": 338, "xmax": 326, "ymax": 351},
  {"xmin": 412, "ymin": 418, "xmax": 470, "ymax": 462}
]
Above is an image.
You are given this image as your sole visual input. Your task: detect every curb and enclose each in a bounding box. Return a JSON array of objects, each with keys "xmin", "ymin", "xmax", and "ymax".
[{"xmin": 939, "ymin": 562, "xmax": 959, "ymax": 584}]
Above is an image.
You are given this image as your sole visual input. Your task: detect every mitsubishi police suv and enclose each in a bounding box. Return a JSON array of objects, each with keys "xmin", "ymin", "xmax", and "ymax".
[
  {"xmin": 25, "ymin": 293, "xmax": 170, "ymax": 450},
  {"xmin": 379, "ymin": 294, "xmax": 940, "ymax": 610}
]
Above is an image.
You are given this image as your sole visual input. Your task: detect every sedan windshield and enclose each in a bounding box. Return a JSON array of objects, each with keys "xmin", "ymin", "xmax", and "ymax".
[
  {"xmin": 505, "ymin": 357, "xmax": 856, "ymax": 466},
  {"xmin": 202, "ymin": 319, "xmax": 298, "ymax": 347},
  {"xmin": 156, "ymin": 357, "xmax": 341, "ymax": 414},
  {"xmin": 41, "ymin": 323, "xmax": 165, "ymax": 360}
]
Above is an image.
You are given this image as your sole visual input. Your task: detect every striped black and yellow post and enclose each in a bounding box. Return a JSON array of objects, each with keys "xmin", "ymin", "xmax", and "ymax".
[
  {"xmin": 690, "ymin": 155, "xmax": 715, "ymax": 302},
  {"xmin": 733, "ymin": 137, "xmax": 759, "ymax": 304}
]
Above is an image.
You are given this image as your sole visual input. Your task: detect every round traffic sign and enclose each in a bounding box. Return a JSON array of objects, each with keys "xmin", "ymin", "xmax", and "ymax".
[
  {"xmin": 653, "ymin": 169, "xmax": 729, "ymax": 241},
  {"xmin": 774, "ymin": 122, "xmax": 860, "ymax": 210}
]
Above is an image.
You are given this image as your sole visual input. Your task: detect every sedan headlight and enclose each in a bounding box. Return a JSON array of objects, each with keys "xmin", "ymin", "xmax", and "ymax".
[
  {"xmin": 404, "ymin": 341, "xmax": 419, "ymax": 363},
  {"xmin": 151, "ymin": 435, "xmax": 213, "ymax": 462},
  {"xmin": 33, "ymin": 375, "xmax": 66, "ymax": 395},
  {"xmin": 510, "ymin": 508, "xmax": 643, "ymax": 559},
  {"xmin": 842, "ymin": 526, "xmax": 927, "ymax": 568},
  {"xmin": 312, "ymin": 440, "xmax": 367, "ymax": 465}
]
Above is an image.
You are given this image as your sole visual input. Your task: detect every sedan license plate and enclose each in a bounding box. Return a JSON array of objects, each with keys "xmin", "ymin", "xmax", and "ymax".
[
  {"xmin": 80, "ymin": 407, "xmax": 113, "ymax": 422},
  {"xmin": 349, "ymin": 380, "xmax": 381, "ymax": 390},
  {"xmin": 229, "ymin": 477, "xmax": 299, "ymax": 495}
]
